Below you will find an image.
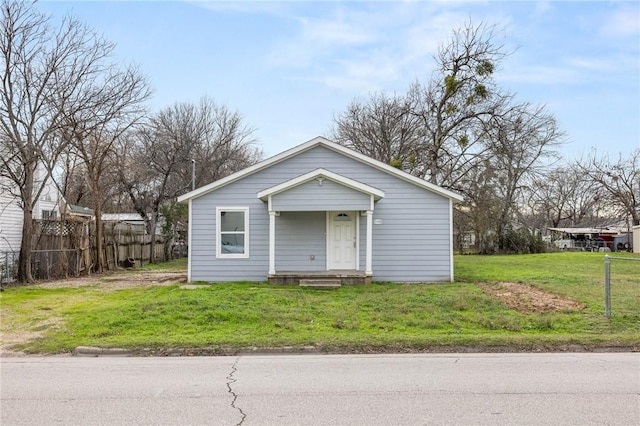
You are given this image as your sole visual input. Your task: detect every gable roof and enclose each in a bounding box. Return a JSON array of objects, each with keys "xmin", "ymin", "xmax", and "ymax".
[
  {"xmin": 66, "ymin": 204, "xmax": 94, "ymax": 217},
  {"xmin": 177, "ymin": 136, "xmax": 464, "ymax": 203},
  {"xmin": 257, "ymin": 168, "xmax": 385, "ymax": 202},
  {"xmin": 102, "ymin": 213, "xmax": 146, "ymax": 222}
]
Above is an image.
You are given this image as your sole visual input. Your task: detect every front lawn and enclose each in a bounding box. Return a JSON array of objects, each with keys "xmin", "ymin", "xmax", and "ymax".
[{"xmin": 1, "ymin": 253, "xmax": 638, "ymax": 354}]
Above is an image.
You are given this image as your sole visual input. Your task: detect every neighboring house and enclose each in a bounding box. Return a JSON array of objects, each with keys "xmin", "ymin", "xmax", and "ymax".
[
  {"xmin": 177, "ymin": 136, "xmax": 464, "ymax": 284},
  {"xmin": 0, "ymin": 165, "xmax": 63, "ymax": 254}
]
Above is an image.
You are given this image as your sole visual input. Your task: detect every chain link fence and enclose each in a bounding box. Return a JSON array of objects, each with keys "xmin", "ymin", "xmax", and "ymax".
[
  {"xmin": 31, "ymin": 249, "xmax": 81, "ymax": 280},
  {"xmin": 604, "ymin": 255, "xmax": 640, "ymax": 318},
  {"xmin": 0, "ymin": 251, "xmax": 18, "ymax": 284}
]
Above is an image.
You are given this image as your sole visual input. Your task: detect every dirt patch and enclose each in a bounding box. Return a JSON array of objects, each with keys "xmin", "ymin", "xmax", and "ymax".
[
  {"xmin": 32, "ymin": 270, "xmax": 187, "ymax": 290},
  {"xmin": 0, "ymin": 317, "xmax": 63, "ymax": 357},
  {"xmin": 478, "ymin": 281, "xmax": 586, "ymax": 314}
]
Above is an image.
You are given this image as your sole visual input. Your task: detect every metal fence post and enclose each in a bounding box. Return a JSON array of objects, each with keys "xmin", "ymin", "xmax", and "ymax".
[{"xmin": 604, "ymin": 255, "xmax": 611, "ymax": 318}]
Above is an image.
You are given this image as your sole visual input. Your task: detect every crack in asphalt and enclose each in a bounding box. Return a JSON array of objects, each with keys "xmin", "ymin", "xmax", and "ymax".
[{"xmin": 226, "ymin": 357, "xmax": 246, "ymax": 426}]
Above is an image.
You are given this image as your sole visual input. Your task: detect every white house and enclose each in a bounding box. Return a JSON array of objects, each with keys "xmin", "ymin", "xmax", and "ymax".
[{"xmin": 0, "ymin": 163, "xmax": 64, "ymax": 254}]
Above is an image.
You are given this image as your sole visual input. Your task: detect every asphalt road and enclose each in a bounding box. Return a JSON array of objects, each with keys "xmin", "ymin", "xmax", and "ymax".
[{"xmin": 1, "ymin": 353, "xmax": 638, "ymax": 425}]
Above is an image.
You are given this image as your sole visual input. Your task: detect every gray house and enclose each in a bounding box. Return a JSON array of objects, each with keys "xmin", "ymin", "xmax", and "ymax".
[{"xmin": 177, "ymin": 137, "xmax": 463, "ymax": 284}]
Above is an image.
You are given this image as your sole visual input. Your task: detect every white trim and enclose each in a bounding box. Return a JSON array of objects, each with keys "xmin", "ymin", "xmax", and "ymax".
[
  {"xmin": 178, "ymin": 136, "xmax": 463, "ymax": 203},
  {"xmin": 325, "ymin": 212, "xmax": 330, "ymax": 271},
  {"xmin": 257, "ymin": 168, "xmax": 384, "ymax": 201},
  {"xmin": 449, "ymin": 199, "xmax": 454, "ymax": 282},
  {"xmin": 216, "ymin": 207, "xmax": 250, "ymax": 259},
  {"xmin": 187, "ymin": 199, "xmax": 193, "ymax": 282},
  {"xmin": 355, "ymin": 213, "xmax": 360, "ymax": 271},
  {"xmin": 365, "ymin": 210, "xmax": 373, "ymax": 275},
  {"xmin": 268, "ymin": 211, "xmax": 276, "ymax": 274},
  {"xmin": 326, "ymin": 211, "xmax": 358, "ymax": 270}
]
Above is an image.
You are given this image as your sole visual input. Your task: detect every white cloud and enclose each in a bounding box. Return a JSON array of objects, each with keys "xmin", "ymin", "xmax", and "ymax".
[
  {"xmin": 265, "ymin": 4, "xmax": 478, "ymax": 94},
  {"xmin": 499, "ymin": 64, "xmax": 580, "ymax": 86},
  {"xmin": 300, "ymin": 18, "xmax": 373, "ymax": 45},
  {"xmin": 565, "ymin": 57, "xmax": 616, "ymax": 73},
  {"xmin": 317, "ymin": 75, "xmax": 381, "ymax": 93},
  {"xmin": 532, "ymin": 1, "xmax": 552, "ymax": 17},
  {"xmin": 600, "ymin": 5, "xmax": 640, "ymax": 37},
  {"xmin": 190, "ymin": 1, "xmax": 293, "ymax": 17}
]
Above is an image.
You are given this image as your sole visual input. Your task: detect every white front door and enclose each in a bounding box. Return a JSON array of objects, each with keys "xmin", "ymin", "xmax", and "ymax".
[{"xmin": 327, "ymin": 211, "xmax": 357, "ymax": 270}]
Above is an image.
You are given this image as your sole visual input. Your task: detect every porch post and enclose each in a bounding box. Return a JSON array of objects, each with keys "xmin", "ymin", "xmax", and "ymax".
[
  {"xmin": 269, "ymin": 211, "xmax": 277, "ymax": 275},
  {"xmin": 365, "ymin": 210, "xmax": 373, "ymax": 274}
]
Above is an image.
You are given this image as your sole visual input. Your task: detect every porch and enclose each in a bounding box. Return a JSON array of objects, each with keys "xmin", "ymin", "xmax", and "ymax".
[
  {"xmin": 268, "ymin": 270, "xmax": 372, "ymax": 286},
  {"xmin": 257, "ymin": 168, "xmax": 385, "ymax": 280}
]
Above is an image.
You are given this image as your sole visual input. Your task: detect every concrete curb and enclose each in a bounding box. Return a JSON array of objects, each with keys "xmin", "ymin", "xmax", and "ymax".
[
  {"xmin": 73, "ymin": 346, "xmax": 133, "ymax": 357},
  {"xmin": 71, "ymin": 344, "xmax": 639, "ymax": 357}
]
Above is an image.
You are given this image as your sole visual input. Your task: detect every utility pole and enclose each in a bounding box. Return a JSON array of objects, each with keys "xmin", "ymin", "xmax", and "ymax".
[{"xmin": 191, "ymin": 159, "xmax": 195, "ymax": 191}]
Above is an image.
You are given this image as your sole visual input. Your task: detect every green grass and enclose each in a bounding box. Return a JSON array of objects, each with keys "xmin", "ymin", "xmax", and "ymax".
[
  {"xmin": 139, "ymin": 257, "xmax": 188, "ymax": 270},
  {"xmin": 1, "ymin": 253, "xmax": 638, "ymax": 354},
  {"xmin": 456, "ymin": 252, "xmax": 639, "ymax": 315}
]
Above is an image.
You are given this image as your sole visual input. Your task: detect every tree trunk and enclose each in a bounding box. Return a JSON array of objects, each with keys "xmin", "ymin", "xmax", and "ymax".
[
  {"xmin": 94, "ymin": 204, "xmax": 105, "ymax": 273},
  {"xmin": 148, "ymin": 213, "xmax": 157, "ymax": 264},
  {"xmin": 17, "ymin": 207, "xmax": 34, "ymax": 283},
  {"xmin": 17, "ymin": 167, "xmax": 35, "ymax": 283}
]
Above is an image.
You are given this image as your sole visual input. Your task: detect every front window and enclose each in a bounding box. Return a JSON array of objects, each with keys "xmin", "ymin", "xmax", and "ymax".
[{"xmin": 217, "ymin": 207, "xmax": 249, "ymax": 258}]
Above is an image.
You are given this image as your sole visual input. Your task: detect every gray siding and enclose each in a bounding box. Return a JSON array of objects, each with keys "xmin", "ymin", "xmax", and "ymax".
[
  {"xmin": 271, "ymin": 179, "xmax": 371, "ymax": 211},
  {"xmin": 274, "ymin": 211, "xmax": 326, "ymax": 271},
  {"xmin": 190, "ymin": 144, "xmax": 452, "ymax": 283}
]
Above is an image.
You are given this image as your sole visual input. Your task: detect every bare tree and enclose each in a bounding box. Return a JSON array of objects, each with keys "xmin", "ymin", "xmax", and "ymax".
[
  {"xmin": 0, "ymin": 1, "xmax": 141, "ymax": 282},
  {"xmin": 61, "ymin": 64, "xmax": 150, "ymax": 273},
  {"xmin": 332, "ymin": 93, "xmax": 424, "ymax": 174},
  {"xmin": 455, "ymin": 160, "xmax": 502, "ymax": 253},
  {"xmin": 525, "ymin": 166, "xmax": 604, "ymax": 229},
  {"xmin": 331, "ymin": 21, "xmax": 568, "ymax": 254},
  {"xmin": 332, "ymin": 21, "xmax": 511, "ymax": 190},
  {"xmin": 576, "ymin": 149, "xmax": 640, "ymax": 226},
  {"xmin": 408, "ymin": 21, "xmax": 512, "ymax": 188},
  {"xmin": 481, "ymin": 103, "xmax": 564, "ymax": 251},
  {"xmin": 120, "ymin": 97, "xmax": 261, "ymax": 263},
  {"xmin": 193, "ymin": 98, "xmax": 262, "ymax": 185}
]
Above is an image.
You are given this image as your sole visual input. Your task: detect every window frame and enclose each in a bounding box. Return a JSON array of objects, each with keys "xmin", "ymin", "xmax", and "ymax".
[
  {"xmin": 216, "ymin": 207, "xmax": 250, "ymax": 259},
  {"xmin": 42, "ymin": 209, "xmax": 57, "ymax": 221}
]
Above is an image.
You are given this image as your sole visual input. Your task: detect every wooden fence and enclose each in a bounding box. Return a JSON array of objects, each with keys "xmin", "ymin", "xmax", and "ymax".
[
  {"xmin": 101, "ymin": 222, "xmax": 164, "ymax": 270},
  {"xmin": 32, "ymin": 219, "xmax": 91, "ymax": 279},
  {"xmin": 29, "ymin": 219, "xmax": 167, "ymax": 280}
]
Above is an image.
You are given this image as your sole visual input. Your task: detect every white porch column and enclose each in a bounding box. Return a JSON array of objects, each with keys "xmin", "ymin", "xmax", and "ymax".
[
  {"xmin": 269, "ymin": 211, "xmax": 277, "ymax": 275},
  {"xmin": 365, "ymin": 210, "xmax": 373, "ymax": 274}
]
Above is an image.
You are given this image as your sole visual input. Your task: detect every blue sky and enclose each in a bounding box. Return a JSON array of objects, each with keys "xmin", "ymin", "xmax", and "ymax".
[{"xmin": 41, "ymin": 1, "xmax": 639, "ymax": 159}]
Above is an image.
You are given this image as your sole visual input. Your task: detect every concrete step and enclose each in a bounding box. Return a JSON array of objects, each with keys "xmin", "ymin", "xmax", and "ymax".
[{"xmin": 299, "ymin": 279, "xmax": 342, "ymax": 289}]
